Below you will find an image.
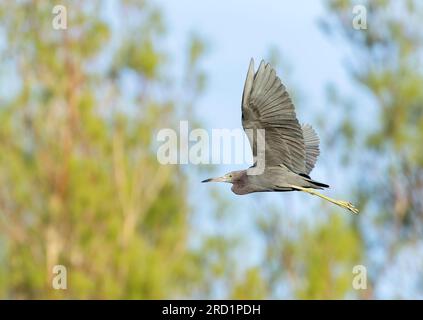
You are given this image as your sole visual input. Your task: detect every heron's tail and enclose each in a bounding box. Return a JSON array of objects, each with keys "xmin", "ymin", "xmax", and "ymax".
[
  {"xmin": 298, "ymin": 173, "xmax": 329, "ymax": 189},
  {"xmin": 309, "ymin": 180, "xmax": 329, "ymax": 189}
]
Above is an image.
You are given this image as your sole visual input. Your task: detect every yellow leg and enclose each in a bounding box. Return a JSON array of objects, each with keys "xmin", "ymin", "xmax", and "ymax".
[{"xmin": 290, "ymin": 185, "xmax": 359, "ymax": 214}]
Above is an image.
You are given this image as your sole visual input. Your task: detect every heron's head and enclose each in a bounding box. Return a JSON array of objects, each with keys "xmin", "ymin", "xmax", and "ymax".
[{"xmin": 201, "ymin": 171, "xmax": 242, "ymax": 184}]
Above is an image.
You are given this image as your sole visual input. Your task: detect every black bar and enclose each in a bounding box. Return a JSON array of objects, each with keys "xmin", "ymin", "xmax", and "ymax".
[{"xmin": 0, "ymin": 300, "xmax": 419, "ymax": 318}]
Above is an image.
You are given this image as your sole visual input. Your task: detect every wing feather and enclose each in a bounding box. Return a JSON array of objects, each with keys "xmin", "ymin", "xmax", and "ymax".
[
  {"xmin": 242, "ymin": 59, "xmax": 306, "ymax": 173},
  {"xmin": 302, "ymin": 124, "xmax": 320, "ymax": 174}
]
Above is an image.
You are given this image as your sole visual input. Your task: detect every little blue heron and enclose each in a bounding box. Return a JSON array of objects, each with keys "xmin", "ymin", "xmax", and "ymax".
[{"xmin": 202, "ymin": 59, "xmax": 359, "ymax": 214}]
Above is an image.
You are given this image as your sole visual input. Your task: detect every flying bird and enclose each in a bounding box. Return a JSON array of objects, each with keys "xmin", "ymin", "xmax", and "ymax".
[{"xmin": 202, "ymin": 59, "xmax": 359, "ymax": 214}]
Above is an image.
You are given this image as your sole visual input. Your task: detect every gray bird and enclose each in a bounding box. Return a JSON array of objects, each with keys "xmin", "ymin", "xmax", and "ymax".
[{"xmin": 202, "ymin": 58, "xmax": 358, "ymax": 214}]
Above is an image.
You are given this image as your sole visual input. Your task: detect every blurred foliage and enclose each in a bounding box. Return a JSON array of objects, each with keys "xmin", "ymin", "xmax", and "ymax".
[
  {"xmin": 0, "ymin": 0, "xmax": 219, "ymax": 299},
  {"xmin": 320, "ymin": 0, "xmax": 423, "ymax": 297},
  {"xmin": 250, "ymin": 206, "xmax": 363, "ymax": 299}
]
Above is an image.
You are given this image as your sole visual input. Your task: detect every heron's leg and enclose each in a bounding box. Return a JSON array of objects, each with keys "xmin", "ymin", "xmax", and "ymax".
[{"xmin": 289, "ymin": 185, "xmax": 359, "ymax": 214}]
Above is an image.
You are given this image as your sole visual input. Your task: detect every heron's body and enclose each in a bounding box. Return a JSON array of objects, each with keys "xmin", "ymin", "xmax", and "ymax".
[
  {"xmin": 228, "ymin": 166, "xmax": 328, "ymax": 195},
  {"xmin": 202, "ymin": 59, "xmax": 358, "ymax": 214}
]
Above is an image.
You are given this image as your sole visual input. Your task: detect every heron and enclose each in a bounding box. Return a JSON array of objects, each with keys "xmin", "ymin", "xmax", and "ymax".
[{"xmin": 202, "ymin": 59, "xmax": 359, "ymax": 214}]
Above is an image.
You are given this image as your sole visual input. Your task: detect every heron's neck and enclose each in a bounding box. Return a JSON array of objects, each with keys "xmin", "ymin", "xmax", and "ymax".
[{"xmin": 231, "ymin": 170, "xmax": 250, "ymax": 195}]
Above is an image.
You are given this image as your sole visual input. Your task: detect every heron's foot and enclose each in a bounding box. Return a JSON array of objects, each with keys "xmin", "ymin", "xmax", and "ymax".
[
  {"xmin": 334, "ymin": 200, "xmax": 359, "ymax": 214},
  {"xmin": 288, "ymin": 184, "xmax": 359, "ymax": 214}
]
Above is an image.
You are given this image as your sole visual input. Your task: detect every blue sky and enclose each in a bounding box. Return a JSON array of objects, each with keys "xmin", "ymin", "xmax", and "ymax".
[
  {"xmin": 159, "ymin": 0, "xmax": 352, "ymax": 126},
  {"xmin": 156, "ymin": 0, "xmax": 367, "ymax": 188},
  {"xmin": 155, "ymin": 4, "xmax": 355, "ymax": 210}
]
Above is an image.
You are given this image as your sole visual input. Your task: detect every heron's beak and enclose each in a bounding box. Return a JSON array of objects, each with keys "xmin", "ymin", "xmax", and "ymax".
[{"xmin": 201, "ymin": 176, "xmax": 227, "ymax": 183}]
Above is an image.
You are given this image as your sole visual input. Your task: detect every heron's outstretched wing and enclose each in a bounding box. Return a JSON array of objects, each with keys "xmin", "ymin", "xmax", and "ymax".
[
  {"xmin": 302, "ymin": 124, "xmax": 320, "ymax": 174},
  {"xmin": 242, "ymin": 58, "xmax": 306, "ymax": 173}
]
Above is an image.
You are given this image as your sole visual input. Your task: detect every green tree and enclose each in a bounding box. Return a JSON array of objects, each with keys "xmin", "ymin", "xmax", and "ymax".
[{"xmin": 0, "ymin": 0, "xmax": 210, "ymax": 299}]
